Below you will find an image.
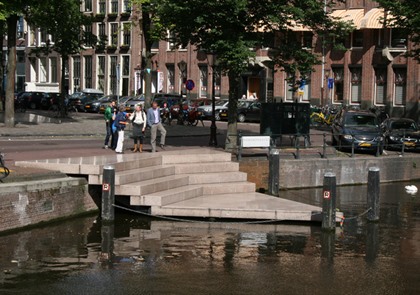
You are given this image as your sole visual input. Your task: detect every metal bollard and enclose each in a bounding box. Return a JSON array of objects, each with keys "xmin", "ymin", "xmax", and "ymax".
[
  {"xmin": 322, "ymin": 133, "xmax": 327, "ymax": 159},
  {"xmin": 268, "ymin": 149, "xmax": 280, "ymax": 196},
  {"xmin": 322, "ymin": 172, "xmax": 336, "ymax": 231},
  {"xmin": 102, "ymin": 165, "xmax": 115, "ymax": 222},
  {"xmin": 295, "ymin": 137, "xmax": 300, "ymax": 159},
  {"xmin": 367, "ymin": 167, "xmax": 380, "ymax": 222},
  {"xmin": 351, "ymin": 136, "xmax": 355, "ymax": 158}
]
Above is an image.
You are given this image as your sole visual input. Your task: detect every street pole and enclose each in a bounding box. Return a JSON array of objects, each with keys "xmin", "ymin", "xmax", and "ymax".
[
  {"xmin": 116, "ymin": 63, "xmax": 120, "ymax": 105},
  {"xmin": 209, "ymin": 56, "xmax": 217, "ymax": 146}
]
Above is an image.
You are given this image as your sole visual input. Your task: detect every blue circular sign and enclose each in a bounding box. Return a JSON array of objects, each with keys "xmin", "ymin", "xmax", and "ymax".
[{"xmin": 185, "ymin": 79, "xmax": 195, "ymax": 91}]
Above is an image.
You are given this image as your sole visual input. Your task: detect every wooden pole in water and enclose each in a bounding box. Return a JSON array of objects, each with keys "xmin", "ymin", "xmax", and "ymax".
[
  {"xmin": 268, "ymin": 149, "xmax": 280, "ymax": 196},
  {"xmin": 102, "ymin": 165, "xmax": 115, "ymax": 222},
  {"xmin": 367, "ymin": 167, "xmax": 380, "ymax": 222},
  {"xmin": 322, "ymin": 172, "xmax": 336, "ymax": 231}
]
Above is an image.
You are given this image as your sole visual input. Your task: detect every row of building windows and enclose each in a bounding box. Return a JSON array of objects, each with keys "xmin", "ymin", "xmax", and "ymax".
[{"xmin": 83, "ymin": 0, "xmax": 131, "ymax": 14}]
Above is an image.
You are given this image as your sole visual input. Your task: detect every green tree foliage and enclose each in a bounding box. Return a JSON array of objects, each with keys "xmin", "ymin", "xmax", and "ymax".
[
  {"xmin": 157, "ymin": 0, "xmax": 344, "ymax": 150},
  {"xmin": 376, "ymin": 0, "xmax": 420, "ymax": 61},
  {"xmin": 26, "ymin": 0, "xmax": 96, "ymax": 117}
]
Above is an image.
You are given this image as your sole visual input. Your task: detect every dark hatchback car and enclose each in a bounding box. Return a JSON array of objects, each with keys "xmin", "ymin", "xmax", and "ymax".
[
  {"xmin": 16, "ymin": 92, "xmax": 45, "ymax": 109},
  {"xmin": 331, "ymin": 110, "xmax": 384, "ymax": 154},
  {"xmin": 84, "ymin": 95, "xmax": 117, "ymax": 113},
  {"xmin": 381, "ymin": 118, "xmax": 420, "ymax": 151},
  {"xmin": 219, "ymin": 100, "xmax": 261, "ymax": 122}
]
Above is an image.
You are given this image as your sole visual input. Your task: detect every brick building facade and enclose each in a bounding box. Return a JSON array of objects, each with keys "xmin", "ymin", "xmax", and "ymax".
[{"xmin": 2, "ymin": 0, "xmax": 418, "ymax": 119}]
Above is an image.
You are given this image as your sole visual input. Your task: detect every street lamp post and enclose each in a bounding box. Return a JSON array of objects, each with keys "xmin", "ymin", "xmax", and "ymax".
[
  {"xmin": 209, "ymin": 56, "xmax": 218, "ymax": 146},
  {"xmin": 116, "ymin": 63, "xmax": 120, "ymax": 105}
]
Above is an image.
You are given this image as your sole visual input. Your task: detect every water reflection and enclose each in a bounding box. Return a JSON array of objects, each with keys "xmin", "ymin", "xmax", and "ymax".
[{"xmin": 0, "ymin": 180, "xmax": 419, "ymax": 294}]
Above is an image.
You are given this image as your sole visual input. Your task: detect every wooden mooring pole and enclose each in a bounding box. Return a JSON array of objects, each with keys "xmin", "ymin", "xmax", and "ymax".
[
  {"xmin": 101, "ymin": 165, "xmax": 115, "ymax": 222},
  {"xmin": 367, "ymin": 167, "xmax": 380, "ymax": 222},
  {"xmin": 322, "ymin": 172, "xmax": 336, "ymax": 231},
  {"xmin": 268, "ymin": 149, "xmax": 280, "ymax": 196}
]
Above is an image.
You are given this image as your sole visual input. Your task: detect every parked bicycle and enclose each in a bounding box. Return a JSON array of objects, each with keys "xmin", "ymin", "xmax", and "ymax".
[
  {"xmin": 310, "ymin": 105, "xmax": 340, "ymax": 126},
  {"xmin": 0, "ymin": 153, "xmax": 10, "ymax": 181}
]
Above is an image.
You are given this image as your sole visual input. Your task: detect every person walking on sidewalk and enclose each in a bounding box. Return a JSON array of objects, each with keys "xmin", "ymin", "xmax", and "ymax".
[
  {"xmin": 147, "ymin": 101, "xmax": 166, "ymax": 152},
  {"xmin": 129, "ymin": 103, "xmax": 146, "ymax": 153},
  {"xmin": 103, "ymin": 100, "xmax": 116, "ymax": 149},
  {"xmin": 114, "ymin": 105, "xmax": 129, "ymax": 154}
]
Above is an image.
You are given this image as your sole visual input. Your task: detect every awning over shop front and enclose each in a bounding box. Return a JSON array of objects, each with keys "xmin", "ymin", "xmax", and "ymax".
[
  {"xmin": 360, "ymin": 8, "xmax": 394, "ymax": 29},
  {"xmin": 330, "ymin": 9, "xmax": 364, "ymax": 29}
]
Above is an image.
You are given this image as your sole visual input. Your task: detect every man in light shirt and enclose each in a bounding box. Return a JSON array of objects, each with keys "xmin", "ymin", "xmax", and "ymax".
[{"xmin": 146, "ymin": 101, "xmax": 167, "ymax": 152}]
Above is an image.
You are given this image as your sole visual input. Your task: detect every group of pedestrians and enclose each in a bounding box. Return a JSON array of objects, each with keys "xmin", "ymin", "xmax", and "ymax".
[{"xmin": 103, "ymin": 100, "xmax": 166, "ymax": 154}]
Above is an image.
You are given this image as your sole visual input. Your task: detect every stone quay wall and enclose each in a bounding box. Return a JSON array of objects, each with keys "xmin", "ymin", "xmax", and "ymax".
[
  {"xmin": 240, "ymin": 155, "xmax": 420, "ymax": 190},
  {"xmin": 0, "ymin": 177, "xmax": 98, "ymax": 233}
]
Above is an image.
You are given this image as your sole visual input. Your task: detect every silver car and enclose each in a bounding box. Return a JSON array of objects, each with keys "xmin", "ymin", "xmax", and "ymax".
[{"xmin": 197, "ymin": 99, "xmax": 229, "ymax": 120}]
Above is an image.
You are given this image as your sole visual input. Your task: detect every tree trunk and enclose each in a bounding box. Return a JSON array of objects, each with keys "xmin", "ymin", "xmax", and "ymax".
[
  {"xmin": 59, "ymin": 55, "xmax": 68, "ymax": 118},
  {"xmin": 144, "ymin": 53, "xmax": 152, "ymax": 109},
  {"xmin": 4, "ymin": 15, "xmax": 18, "ymax": 128},
  {"xmin": 141, "ymin": 6, "xmax": 153, "ymax": 109},
  {"xmin": 224, "ymin": 70, "xmax": 241, "ymax": 152}
]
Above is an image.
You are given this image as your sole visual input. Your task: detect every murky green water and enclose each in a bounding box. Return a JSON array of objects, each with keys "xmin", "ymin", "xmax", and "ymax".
[{"xmin": 0, "ymin": 181, "xmax": 419, "ymax": 295}]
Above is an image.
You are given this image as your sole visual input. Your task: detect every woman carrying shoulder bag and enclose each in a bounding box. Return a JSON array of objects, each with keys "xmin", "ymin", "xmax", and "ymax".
[{"xmin": 129, "ymin": 103, "xmax": 146, "ymax": 152}]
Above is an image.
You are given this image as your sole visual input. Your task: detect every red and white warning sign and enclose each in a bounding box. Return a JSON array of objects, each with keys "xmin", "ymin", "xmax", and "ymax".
[
  {"xmin": 102, "ymin": 183, "xmax": 110, "ymax": 192},
  {"xmin": 323, "ymin": 190, "xmax": 330, "ymax": 199}
]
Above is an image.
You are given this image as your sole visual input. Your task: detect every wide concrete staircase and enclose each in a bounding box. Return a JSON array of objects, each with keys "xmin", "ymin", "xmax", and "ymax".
[
  {"xmin": 86, "ymin": 149, "xmax": 256, "ymax": 212},
  {"xmin": 15, "ymin": 148, "xmax": 331, "ymax": 222}
]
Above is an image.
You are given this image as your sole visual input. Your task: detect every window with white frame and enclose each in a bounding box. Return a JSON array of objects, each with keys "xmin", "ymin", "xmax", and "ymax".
[
  {"xmin": 109, "ymin": 56, "xmax": 117, "ymax": 94},
  {"xmin": 285, "ymin": 72, "xmax": 294, "ymax": 101},
  {"xmin": 300, "ymin": 77, "xmax": 311, "ymax": 102},
  {"xmin": 39, "ymin": 57, "xmax": 47, "ymax": 83},
  {"xmin": 393, "ymin": 68, "xmax": 406, "ymax": 105},
  {"xmin": 84, "ymin": 0, "xmax": 92, "ymax": 12},
  {"xmin": 122, "ymin": 23, "xmax": 131, "ymax": 46},
  {"xmin": 29, "ymin": 57, "xmax": 37, "ymax": 81},
  {"xmin": 122, "ymin": 0, "xmax": 131, "ymax": 13},
  {"xmin": 97, "ymin": 55, "xmax": 106, "ymax": 92},
  {"xmin": 73, "ymin": 56, "xmax": 81, "ymax": 92},
  {"xmin": 199, "ymin": 65, "xmax": 208, "ymax": 98},
  {"xmin": 374, "ymin": 68, "xmax": 387, "ymax": 105},
  {"xmin": 50, "ymin": 57, "xmax": 58, "ymax": 83},
  {"xmin": 167, "ymin": 64, "xmax": 175, "ymax": 93},
  {"xmin": 122, "ymin": 55, "xmax": 130, "ymax": 96},
  {"xmin": 110, "ymin": 23, "xmax": 118, "ymax": 46},
  {"xmin": 332, "ymin": 67, "xmax": 344, "ymax": 102},
  {"xmin": 98, "ymin": 0, "xmax": 106, "ymax": 14},
  {"xmin": 84, "ymin": 24, "xmax": 94, "ymax": 47},
  {"xmin": 85, "ymin": 56, "xmax": 93, "ymax": 89},
  {"xmin": 110, "ymin": 0, "xmax": 118, "ymax": 13},
  {"xmin": 390, "ymin": 29, "xmax": 407, "ymax": 49},
  {"xmin": 350, "ymin": 67, "xmax": 362, "ymax": 103}
]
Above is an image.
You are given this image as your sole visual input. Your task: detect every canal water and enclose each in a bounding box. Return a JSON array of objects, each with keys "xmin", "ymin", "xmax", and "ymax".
[{"xmin": 0, "ymin": 180, "xmax": 419, "ymax": 295}]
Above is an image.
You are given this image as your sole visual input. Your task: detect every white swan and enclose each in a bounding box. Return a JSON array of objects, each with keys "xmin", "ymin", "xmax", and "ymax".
[{"xmin": 405, "ymin": 185, "xmax": 418, "ymax": 195}]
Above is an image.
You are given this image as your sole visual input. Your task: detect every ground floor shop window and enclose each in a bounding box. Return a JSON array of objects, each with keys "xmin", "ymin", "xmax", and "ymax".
[
  {"xmin": 350, "ymin": 67, "xmax": 362, "ymax": 104},
  {"xmin": 394, "ymin": 68, "xmax": 406, "ymax": 105},
  {"xmin": 374, "ymin": 68, "xmax": 387, "ymax": 105},
  {"xmin": 332, "ymin": 67, "xmax": 343, "ymax": 103}
]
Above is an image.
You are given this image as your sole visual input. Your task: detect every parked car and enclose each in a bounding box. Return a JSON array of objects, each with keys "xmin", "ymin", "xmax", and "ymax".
[
  {"xmin": 68, "ymin": 94, "xmax": 101, "ymax": 112},
  {"xmin": 125, "ymin": 95, "xmax": 145, "ymax": 112},
  {"xmin": 381, "ymin": 118, "xmax": 420, "ymax": 151},
  {"xmin": 16, "ymin": 91, "xmax": 45, "ymax": 109},
  {"xmin": 331, "ymin": 110, "xmax": 384, "ymax": 154},
  {"xmin": 219, "ymin": 100, "xmax": 261, "ymax": 122},
  {"xmin": 40, "ymin": 92, "xmax": 62, "ymax": 110},
  {"xmin": 84, "ymin": 95, "xmax": 117, "ymax": 113},
  {"xmin": 197, "ymin": 99, "xmax": 229, "ymax": 120}
]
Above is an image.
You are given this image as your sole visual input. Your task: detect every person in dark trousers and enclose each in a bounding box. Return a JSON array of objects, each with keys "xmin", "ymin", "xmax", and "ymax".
[
  {"xmin": 146, "ymin": 101, "xmax": 167, "ymax": 152},
  {"xmin": 103, "ymin": 100, "xmax": 116, "ymax": 149},
  {"xmin": 129, "ymin": 103, "xmax": 146, "ymax": 152}
]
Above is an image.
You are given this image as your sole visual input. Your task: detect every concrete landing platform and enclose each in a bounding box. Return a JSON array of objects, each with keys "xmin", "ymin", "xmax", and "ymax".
[{"xmin": 15, "ymin": 148, "xmax": 342, "ymax": 224}]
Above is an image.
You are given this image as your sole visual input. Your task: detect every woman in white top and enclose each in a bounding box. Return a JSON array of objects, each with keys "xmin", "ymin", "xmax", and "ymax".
[{"xmin": 129, "ymin": 103, "xmax": 146, "ymax": 152}]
